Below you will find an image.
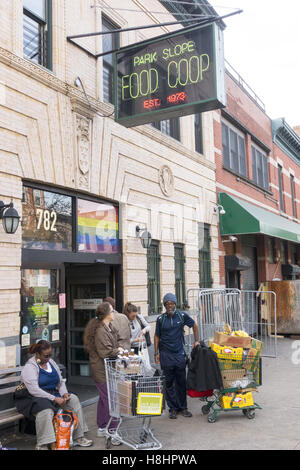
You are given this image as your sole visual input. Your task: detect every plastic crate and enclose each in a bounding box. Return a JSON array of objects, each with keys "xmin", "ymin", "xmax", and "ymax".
[
  {"xmin": 221, "ymin": 392, "xmax": 254, "ymax": 409},
  {"xmin": 209, "ymin": 342, "xmax": 243, "ymax": 361}
]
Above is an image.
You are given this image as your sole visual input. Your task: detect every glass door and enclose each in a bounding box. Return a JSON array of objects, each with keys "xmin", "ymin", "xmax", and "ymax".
[
  {"xmin": 68, "ymin": 280, "xmax": 109, "ymax": 384},
  {"xmin": 20, "ymin": 269, "xmax": 61, "ymax": 365}
]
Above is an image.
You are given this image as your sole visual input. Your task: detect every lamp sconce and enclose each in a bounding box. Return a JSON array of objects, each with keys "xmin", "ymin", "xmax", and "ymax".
[
  {"xmin": 136, "ymin": 225, "xmax": 152, "ymax": 249},
  {"xmin": 222, "ymin": 236, "xmax": 238, "ymax": 243},
  {"xmin": 214, "ymin": 204, "xmax": 226, "ymax": 215},
  {"xmin": 0, "ymin": 201, "xmax": 20, "ymax": 234}
]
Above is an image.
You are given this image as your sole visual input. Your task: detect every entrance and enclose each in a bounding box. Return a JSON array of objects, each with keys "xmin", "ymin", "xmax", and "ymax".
[{"xmin": 66, "ymin": 264, "xmax": 112, "ymax": 385}]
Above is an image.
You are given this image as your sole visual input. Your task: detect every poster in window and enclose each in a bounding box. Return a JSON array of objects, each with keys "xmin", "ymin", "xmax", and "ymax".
[{"xmin": 77, "ymin": 199, "xmax": 119, "ymax": 253}]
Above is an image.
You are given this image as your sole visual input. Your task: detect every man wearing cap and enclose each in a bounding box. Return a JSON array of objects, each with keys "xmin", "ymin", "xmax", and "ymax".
[{"xmin": 154, "ymin": 293, "xmax": 199, "ymax": 419}]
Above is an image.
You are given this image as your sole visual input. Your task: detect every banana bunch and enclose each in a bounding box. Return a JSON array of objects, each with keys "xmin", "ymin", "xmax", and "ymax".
[{"xmin": 233, "ymin": 330, "xmax": 249, "ymax": 338}]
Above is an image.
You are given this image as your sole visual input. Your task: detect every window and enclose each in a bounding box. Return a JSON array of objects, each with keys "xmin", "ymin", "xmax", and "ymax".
[
  {"xmin": 252, "ymin": 145, "xmax": 269, "ymax": 190},
  {"xmin": 147, "ymin": 241, "xmax": 161, "ymax": 314},
  {"xmin": 23, "ymin": 0, "xmax": 52, "ymax": 69},
  {"xmin": 198, "ymin": 223, "xmax": 212, "ymax": 288},
  {"xmin": 195, "ymin": 114, "xmax": 203, "ymax": 154},
  {"xmin": 22, "ymin": 187, "xmax": 72, "ymax": 251},
  {"xmin": 102, "ymin": 16, "xmax": 119, "ymax": 103},
  {"xmin": 280, "ymin": 240, "xmax": 288, "ymax": 264},
  {"xmin": 268, "ymin": 238, "xmax": 276, "ymax": 264},
  {"xmin": 77, "ymin": 199, "xmax": 118, "ymax": 254},
  {"xmin": 278, "ymin": 164, "xmax": 284, "ymax": 212},
  {"xmin": 290, "ymin": 244, "xmax": 298, "ymax": 265},
  {"xmin": 290, "ymin": 175, "xmax": 296, "ymax": 218},
  {"xmin": 222, "ymin": 121, "xmax": 246, "ymax": 177},
  {"xmin": 151, "ymin": 118, "xmax": 180, "ymax": 141},
  {"xmin": 174, "ymin": 244, "xmax": 186, "ymax": 310}
]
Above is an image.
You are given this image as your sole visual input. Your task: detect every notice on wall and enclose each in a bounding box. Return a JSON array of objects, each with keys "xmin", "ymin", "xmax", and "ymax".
[
  {"xmin": 21, "ymin": 334, "xmax": 30, "ymax": 347},
  {"xmin": 52, "ymin": 329, "xmax": 60, "ymax": 342},
  {"xmin": 48, "ymin": 305, "xmax": 59, "ymax": 325},
  {"xmin": 59, "ymin": 293, "xmax": 66, "ymax": 309}
]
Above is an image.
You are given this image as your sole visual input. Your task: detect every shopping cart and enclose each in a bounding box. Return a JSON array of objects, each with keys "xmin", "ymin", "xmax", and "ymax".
[
  {"xmin": 104, "ymin": 358, "xmax": 165, "ymax": 450},
  {"xmin": 201, "ymin": 350, "xmax": 262, "ymax": 423}
]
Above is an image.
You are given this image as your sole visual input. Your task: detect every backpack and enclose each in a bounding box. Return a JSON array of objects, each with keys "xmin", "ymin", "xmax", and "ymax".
[{"xmin": 52, "ymin": 409, "xmax": 79, "ymax": 450}]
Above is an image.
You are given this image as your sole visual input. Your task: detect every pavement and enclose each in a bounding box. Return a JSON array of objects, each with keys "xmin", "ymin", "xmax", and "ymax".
[{"xmin": 2, "ymin": 337, "xmax": 300, "ymax": 451}]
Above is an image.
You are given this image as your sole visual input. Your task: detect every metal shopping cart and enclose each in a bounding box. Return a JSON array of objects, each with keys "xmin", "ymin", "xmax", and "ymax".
[
  {"xmin": 104, "ymin": 357, "xmax": 165, "ymax": 450},
  {"xmin": 201, "ymin": 348, "xmax": 262, "ymax": 423}
]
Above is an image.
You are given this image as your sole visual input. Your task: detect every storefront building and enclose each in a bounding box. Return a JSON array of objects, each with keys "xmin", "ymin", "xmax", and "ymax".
[
  {"xmin": 0, "ymin": 0, "xmax": 220, "ymax": 394},
  {"xmin": 214, "ymin": 64, "xmax": 300, "ymax": 291}
]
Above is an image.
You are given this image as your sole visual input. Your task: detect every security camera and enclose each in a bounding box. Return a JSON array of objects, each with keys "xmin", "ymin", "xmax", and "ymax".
[{"xmin": 229, "ymin": 236, "xmax": 237, "ymax": 242}]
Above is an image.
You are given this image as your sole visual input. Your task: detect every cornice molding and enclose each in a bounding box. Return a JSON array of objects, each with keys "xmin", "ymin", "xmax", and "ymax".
[{"xmin": 0, "ymin": 46, "xmax": 215, "ymax": 172}]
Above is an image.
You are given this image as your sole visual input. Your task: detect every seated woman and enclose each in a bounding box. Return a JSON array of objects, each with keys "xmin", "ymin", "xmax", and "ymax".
[{"xmin": 15, "ymin": 340, "xmax": 93, "ymax": 450}]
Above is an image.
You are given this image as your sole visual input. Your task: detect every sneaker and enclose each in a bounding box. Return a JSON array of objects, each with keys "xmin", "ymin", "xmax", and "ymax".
[
  {"xmin": 97, "ymin": 428, "xmax": 107, "ymax": 437},
  {"xmin": 169, "ymin": 409, "xmax": 178, "ymax": 419},
  {"xmin": 181, "ymin": 409, "xmax": 193, "ymax": 418},
  {"xmin": 111, "ymin": 437, "xmax": 121, "ymax": 446},
  {"xmin": 35, "ymin": 444, "xmax": 49, "ymax": 450},
  {"xmin": 73, "ymin": 437, "xmax": 93, "ymax": 447}
]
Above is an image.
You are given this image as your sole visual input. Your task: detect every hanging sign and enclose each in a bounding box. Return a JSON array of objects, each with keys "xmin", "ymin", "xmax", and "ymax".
[{"xmin": 114, "ymin": 22, "xmax": 226, "ymax": 127}]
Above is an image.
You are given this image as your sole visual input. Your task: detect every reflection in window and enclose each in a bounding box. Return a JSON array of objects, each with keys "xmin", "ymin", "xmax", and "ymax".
[
  {"xmin": 102, "ymin": 16, "xmax": 119, "ymax": 103},
  {"xmin": 23, "ymin": 0, "xmax": 51, "ymax": 69},
  {"xmin": 78, "ymin": 199, "xmax": 119, "ymax": 253},
  {"xmin": 22, "ymin": 186, "xmax": 72, "ymax": 251}
]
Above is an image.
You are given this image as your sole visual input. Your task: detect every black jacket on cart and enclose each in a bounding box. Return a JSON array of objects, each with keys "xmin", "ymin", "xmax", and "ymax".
[{"xmin": 187, "ymin": 343, "xmax": 223, "ymax": 391}]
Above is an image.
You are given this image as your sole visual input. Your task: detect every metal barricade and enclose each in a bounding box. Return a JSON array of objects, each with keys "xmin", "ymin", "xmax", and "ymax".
[{"xmin": 187, "ymin": 288, "xmax": 277, "ymax": 358}]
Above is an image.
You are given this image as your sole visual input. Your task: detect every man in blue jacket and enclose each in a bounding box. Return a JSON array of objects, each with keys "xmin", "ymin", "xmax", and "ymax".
[{"xmin": 154, "ymin": 293, "xmax": 199, "ymax": 419}]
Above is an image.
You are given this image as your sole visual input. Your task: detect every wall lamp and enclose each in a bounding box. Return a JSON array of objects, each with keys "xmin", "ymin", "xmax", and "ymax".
[
  {"xmin": 214, "ymin": 204, "xmax": 226, "ymax": 215},
  {"xmin": 222, "ymin": 236, "xmax": 238, "ymax": 243},
  {"xmin": 0, "ymin": 201, "xmax": 20, "ymax": 234},
  {"xmin": 136, "ymin": 226, "xmax": 152, "ymax": 249}
]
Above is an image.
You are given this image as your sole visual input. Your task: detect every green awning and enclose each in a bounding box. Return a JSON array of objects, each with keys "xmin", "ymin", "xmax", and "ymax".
[{"xmin": 219, "ymin": 192, "xmax": 300, "ymax": 244}]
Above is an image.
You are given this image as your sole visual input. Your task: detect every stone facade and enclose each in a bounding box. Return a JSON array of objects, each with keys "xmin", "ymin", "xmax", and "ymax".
[{"xmin": 0, "ymin": 0, "xmax": 219, "ymax": 367}]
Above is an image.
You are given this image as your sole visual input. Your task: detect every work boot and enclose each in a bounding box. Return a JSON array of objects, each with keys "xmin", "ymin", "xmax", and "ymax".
[{"xmin": 181, "ymin": 409, "xmax": 193, "ymax": 418}]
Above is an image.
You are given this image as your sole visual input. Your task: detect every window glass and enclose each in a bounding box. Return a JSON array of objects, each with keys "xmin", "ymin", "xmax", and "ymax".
[
  {"xmin": 22, "ymin": 187, "xmax": 72, "ymax": 251},
  {"xmin": 78, "ymin": 199, "xmax": 119, "ymax": 253},
  {"xmin": 23, "ymin": 0, "xmax": 46, "ymax": 19},
  {"xmin": 102, "ymin": 16, "xmax": 119, "ymax": 103},
  {"xmin": 257, "ymin": 151, "xmax": 264, "ymax": 188},
  {"xmin": 21, "ymin": 268, "xmax": 61, "ymax": 364},
  {"xmin": 23, "ymin": 14, "xmax": 44, "ymax": 64},
  {"xmin": 278, "ymin": 164, "xmax": 284, "ymax": 212},
  {"xmin": 222, "ymin": 122, "xmax": 246, "ymax": 177},
  {"xmin": 195, "ymin": 114, "xmax": 203, "ymax": 154},
  {"xmin": 238, "ymin": 136, "xmax": 246, "ymax": 177},
  {"xmin": 230, "ymin": 129, "xmax": 238, "ymax": 173},
  {"xmin": 222, "ymin": 123, "xmax": 230, "ymax": 168}
]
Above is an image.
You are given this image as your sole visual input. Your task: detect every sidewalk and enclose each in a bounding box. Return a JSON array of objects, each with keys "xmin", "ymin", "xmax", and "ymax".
[{"xmin": 2, "ymin": 337, "xmax": 300, "ymax": 450}]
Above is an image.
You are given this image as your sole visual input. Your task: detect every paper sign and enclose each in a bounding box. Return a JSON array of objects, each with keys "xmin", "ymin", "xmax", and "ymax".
[
  {"xmin": 136, "ymin": 393, "xmax": 163, "ymax": 415},
  {"xmin": 48, "ymin": 305, "xmax": 59, "ymax": 325},
  {"xmin": 52, "ymin": 329, "xmax": 60, "ymax": 342},
  {"xmin": 21, "ymin": 334, "xmax": 30, "ymax": 347},
  {"xmin": 73, "ymin": 299, "xmax": 102, "ymax": 310},
  {"xmin": 59, "ymin": 293, "xmax": 66, "ymax": 309}
]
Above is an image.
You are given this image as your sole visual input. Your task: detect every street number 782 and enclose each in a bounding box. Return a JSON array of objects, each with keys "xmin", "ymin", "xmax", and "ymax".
[{"xmin": 36, "ymin": 208, "xmax": 57, "ymax": 232}]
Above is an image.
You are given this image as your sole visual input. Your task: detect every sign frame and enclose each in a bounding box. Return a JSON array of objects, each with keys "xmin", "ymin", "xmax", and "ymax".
[
  {"xmin": 136, "ymin": 392, "xmax": 164, "ymax": 415},
  {"xmin": 114, "ymin": 21, "xmax": 226, "ymax": 128}
]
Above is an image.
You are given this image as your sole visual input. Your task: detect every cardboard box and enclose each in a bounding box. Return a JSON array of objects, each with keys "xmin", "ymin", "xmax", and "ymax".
[
  {"xmin": 221, "ymin": 369, "xmax": 247, "ymax": 389},
  {"xmin": 118, "ymin": 380, "xmax": 133, "ymax": 415},
  {"xmin": 213, "ymin": 331, "xmax": 251, "ymax": 349},
  {"xmin": 251, "ymin": 338, "xmax": 264, "ymax": 353}
]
